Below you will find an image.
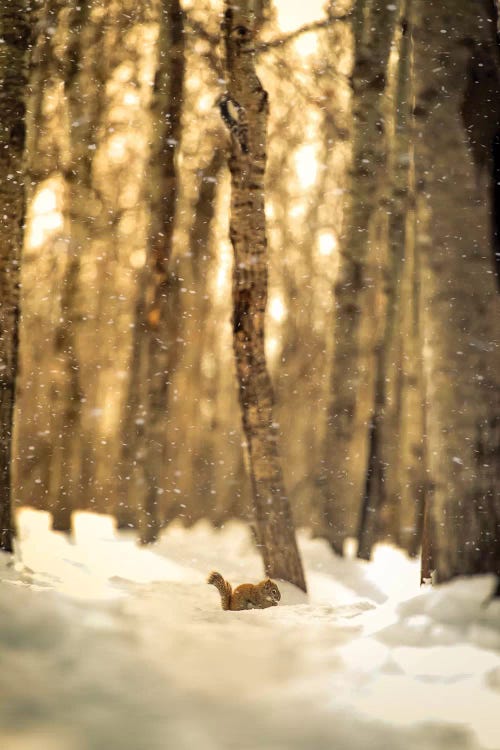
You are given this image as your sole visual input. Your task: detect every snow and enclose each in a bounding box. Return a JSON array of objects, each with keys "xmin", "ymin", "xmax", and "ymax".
[{"xmin": 1, "ymin": 509, "xmax": 499, "ymax": 750}]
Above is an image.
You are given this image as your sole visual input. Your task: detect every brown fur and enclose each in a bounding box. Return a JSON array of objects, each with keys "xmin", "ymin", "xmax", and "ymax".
[{"xmin": 207, "ymin": 571, "xmax": 281, "ymax": 611}]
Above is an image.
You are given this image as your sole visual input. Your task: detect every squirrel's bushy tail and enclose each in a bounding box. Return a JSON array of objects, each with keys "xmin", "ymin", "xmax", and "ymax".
[{"xmin": 207, "ymin": 571, "xmax": 232, "ymax": 610}]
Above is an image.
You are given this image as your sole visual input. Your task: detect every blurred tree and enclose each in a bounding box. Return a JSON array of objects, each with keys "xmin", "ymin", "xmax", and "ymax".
[
  {"xmin": 412, "ymin": 0, "xmax": 500, "ymax": 583},
  {"xmin": 49, "ymin": 1, "xmax": 97, "ymax": 532},
  {"xmin": 221, "ymin": 0, "xmax": 306, "ymax": 590},
  {"xmin": 357, "ymin": 2, "xmax": 428, "ymax": 559},
  {"xmin": 384, "ymin": 10, "xmax": 427, "ymax": 558},
  {"xmin": 120, "ymin": 0, "xmax": 185, "ymax": 544},
  {"xmin": 19, "ymin": 0, "xmax": 157, "ymax": 527},
  {"xmin": 0, "ymin": 0, "xmax": 31, "ymax": 551},
  {"xmin": 172, "ymin": 147, "xmax": 228, "ymax": 524},
  {"xmin": 11, "ymin": 0, "xmax": 499, "ymax": 589},
  {"xmin": 321, "ymin": 0, "xmax": 400, "ymax": 555},
  {"xmin": 16, "ymin": 0, "xmax": 71, "ymax": 512}
]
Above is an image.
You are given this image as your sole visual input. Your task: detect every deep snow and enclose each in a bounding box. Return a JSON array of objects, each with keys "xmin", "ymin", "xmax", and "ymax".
[{"xmin": 1, "ymin": 508, "xmax": 499, "ymax": 750}]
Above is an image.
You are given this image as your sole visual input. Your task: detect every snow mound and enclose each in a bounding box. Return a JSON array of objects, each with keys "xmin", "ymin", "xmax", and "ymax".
[{"xmin": 0, "ymin": 508, "xmax": 498, "ymax": 750}]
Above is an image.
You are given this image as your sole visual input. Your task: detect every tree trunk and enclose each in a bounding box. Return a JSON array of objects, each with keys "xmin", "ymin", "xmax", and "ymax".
[
  {"xmin": 0, "ymin": 0, "xmax": 30, "ymax": 551},
  {"xmin": 321, "ymin": 0, "xmax": 400, "ymax": 554},
  {"xmin": 135, "ymin": 0, "xmax": 184, "ymax": 544},
  {"xmin": 220, "ymin": 1, "xmax": 306, "ymax": 590},
  {"xmin": 49, "ymin": 244, "xmax": 83, "ymax": 533},
  {"xmin": 395, "ymin": 169, "xmax": 427, "ymax": 558},
  {"xmin": 174, "ymin": 148, "xmax": 227, "ymax": 524},
  {"xmin": 357, "ymin": 2, "xmax": 428, "ymax": 559},
  {"xmin": 413, "ymin": 0, "xmax": 500, "ymax": 583},
  {"xmin": 49, "ymin": 1, "xmax": 96, "ymax": 533},
  {"xmin": 15, "ymin": 0, "xmax": 71, "ymax": 513},
  {"xmin": 117, "ymin": 284, "xmax": 148, "ymax": 532}
]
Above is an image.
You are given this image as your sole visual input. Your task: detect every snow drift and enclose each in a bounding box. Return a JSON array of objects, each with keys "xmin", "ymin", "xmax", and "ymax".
[{"xmin": 0, "ymin": 508, "xmax": 499, "ymax": 750}]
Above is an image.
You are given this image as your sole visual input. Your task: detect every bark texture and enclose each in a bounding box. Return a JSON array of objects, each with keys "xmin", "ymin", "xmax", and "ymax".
[
  {"xmin": 413, "ymin": 0, "xmax": 500, "ymax": 582},
  {"xmin": 0, "ymin": 0, "xmax": 30, "ymax": 551},
  {"xmin": 221, "ymin": 1, "xmax": 306, "ymax": 590}
]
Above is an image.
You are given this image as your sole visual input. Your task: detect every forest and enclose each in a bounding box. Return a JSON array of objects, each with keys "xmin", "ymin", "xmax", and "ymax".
[{"xmin": 0, "ymin": 1, "xmax": 499, "ymax": 748}]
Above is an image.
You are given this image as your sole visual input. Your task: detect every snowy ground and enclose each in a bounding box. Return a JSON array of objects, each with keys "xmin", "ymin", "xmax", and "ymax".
[{"xmin": 1, "ymin": 509, "xmax": 499, "ymax": 750}]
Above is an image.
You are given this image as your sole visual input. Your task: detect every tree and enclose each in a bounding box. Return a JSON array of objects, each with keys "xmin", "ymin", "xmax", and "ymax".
[
  {"xmin": 122, "ymin": 0, "xmax": 185, "ymax": 544},
  {"xmin": 16, "ymin": 0, "xmax": 72, "ymax": 511},
  {"xmin": 49, "ymin": 1, "xmax": 95, "ymax": 532},
  {"xmin": 320, "ymin": 0, "xmax": 400, "ymax": 554},
  {"xmin": 0, "ymin": 0, "xmax": 30, "ymax": 551},
  {"xmin": 412, "ymin": 0, "xmax": 500, "ymax": 583},
  {"xmin": 220, "ymin": 0, "xmax": 306, "ymax": 590},
  {"xmin": 172, "ymin": 147, "xmax": 229, "ymax": 523},
  {"xmin": 357, "ymin": 2, "xmax": 427, "ymax": 560}
]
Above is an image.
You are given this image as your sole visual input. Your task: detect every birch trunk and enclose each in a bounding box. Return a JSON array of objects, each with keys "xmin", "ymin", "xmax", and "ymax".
[
  {"xmin": 221, "ymin": 1, "xmax": 306, "ymax": 590},
  {"xmin": 0, "ymin": 0, "xmax": 30, "ymax": 551}
]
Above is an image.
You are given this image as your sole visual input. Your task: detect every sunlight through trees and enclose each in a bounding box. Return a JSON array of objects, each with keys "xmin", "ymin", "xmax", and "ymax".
[{"xmin": 0, "ymin": 0, "xmax": 498, "ymax": 590}]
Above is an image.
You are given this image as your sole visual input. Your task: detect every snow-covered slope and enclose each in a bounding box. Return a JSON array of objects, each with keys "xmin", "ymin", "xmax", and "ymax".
[{"xmin": 1, "ymin": 509, "xmax": 499, "ymax": 750}]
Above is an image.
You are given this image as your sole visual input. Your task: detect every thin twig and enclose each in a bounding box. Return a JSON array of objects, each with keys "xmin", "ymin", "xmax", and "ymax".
[
  {"xmin": 185, "ymin": 17, "xmax": 219, "ymax": 47},
  {"xmin": 184, "ymin": 12, "xmax": 351, "ymax": 58},
  {"xmin": 255, "ymin": 13, "xmax": 351, "ymax": 54}
]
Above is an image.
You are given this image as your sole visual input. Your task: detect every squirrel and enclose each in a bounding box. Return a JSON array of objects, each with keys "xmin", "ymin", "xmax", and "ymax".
[{"xmin": 207, "ymin": 571, "xmax": 281, "ymax": 611}]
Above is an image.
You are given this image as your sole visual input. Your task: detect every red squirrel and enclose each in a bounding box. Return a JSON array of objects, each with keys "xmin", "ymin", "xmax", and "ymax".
[{"xmin": 208, "ymin": 571, "xmax": 281, "ymax": 611}]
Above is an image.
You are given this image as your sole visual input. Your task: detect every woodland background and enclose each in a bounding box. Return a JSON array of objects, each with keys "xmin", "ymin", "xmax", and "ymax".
[{"xmin": 0, "ymin": 0, "xmax": 499, "ymax": 590}]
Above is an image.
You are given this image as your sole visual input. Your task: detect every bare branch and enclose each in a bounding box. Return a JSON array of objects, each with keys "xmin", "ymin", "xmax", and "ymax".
[
  {"xmin": 255, "ymin": 13, "xmax": 351, "ymax": 54},
  {"xmin": 185, "ymin": 11, "xmax": 351, "ymax": 61},
  {"xmin": 185, "ymin": 17, "xmax": 219, "ymax": 47}
]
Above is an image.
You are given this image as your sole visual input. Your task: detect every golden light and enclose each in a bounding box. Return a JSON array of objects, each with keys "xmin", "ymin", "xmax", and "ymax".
[
  {"xmin": 198, "ymin": 93, "xmax": 214, "ymax": 113},
  {"xmin": 274, "ymin": 0, "xmax": 326, "ymax": 32},
  {"xmin": 318, "ymin": 231, "xmax": 337, "ymax": 256},
  {"xmin": 32, "ymin": 185, "xmax": 58, "ymax": 214},
  {"xmin": 294, "ymin": 144, "xmax": 318, "ymax": 188},
  {"xmin": 130, "ymin": 249, "xmax": 146, "ymax": 268},
  {"xmin": 123, "ymin": 90, "xmax": 140, "ymax": 107},
  {"xmin": 215, "ymin": 241, "xmax": 232, "ymax": 295},
  {"xmin": 269, "ymin": 294, "xmax": 286, "ymax": 323},
  {"xmin": 27, "ymin": 177, "xmax": 65, "ymax": 250},
  {"xmin": 266, "ymin": 336, "xmax": 279, "ymax": 360},
  {"xmin": 107, "ymin": 134, "xmax": 128, "ymax": 162},
  {"xmin": 293, "ymin": 31, "xmax": 318, "ymax": 58}
]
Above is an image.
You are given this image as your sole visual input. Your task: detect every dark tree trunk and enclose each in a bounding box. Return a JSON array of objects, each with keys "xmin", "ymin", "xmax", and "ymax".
[
  {"xmin": 0, "ymin": 0, "xmax": 30, "ymax": 552},
  {"xmin": 49, "ymin": 1, "xmax": 96, "ymax": 533},
  {"xmin": 357, "ymin": 2, "xmax": 428, "ymax": 559},
  {"xmin": 123, "ymin": 0, "xmax": 185, "ymax": 544},
  {"xmin": 413, "ymin": 0, "xmax": 500, "ymax": 583},
  {"xmin": 117, "ymin": 283, "xmax": 147, "ymax": 532},
  {"xmin": 220, "ymin": 1, "xmax": 306, "ymax": 591}
]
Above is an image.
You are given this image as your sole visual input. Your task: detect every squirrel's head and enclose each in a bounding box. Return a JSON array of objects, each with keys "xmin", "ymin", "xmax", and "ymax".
[{"xmin": 262, "ymin": 578, "xmax": 281, "ymax": 605}]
